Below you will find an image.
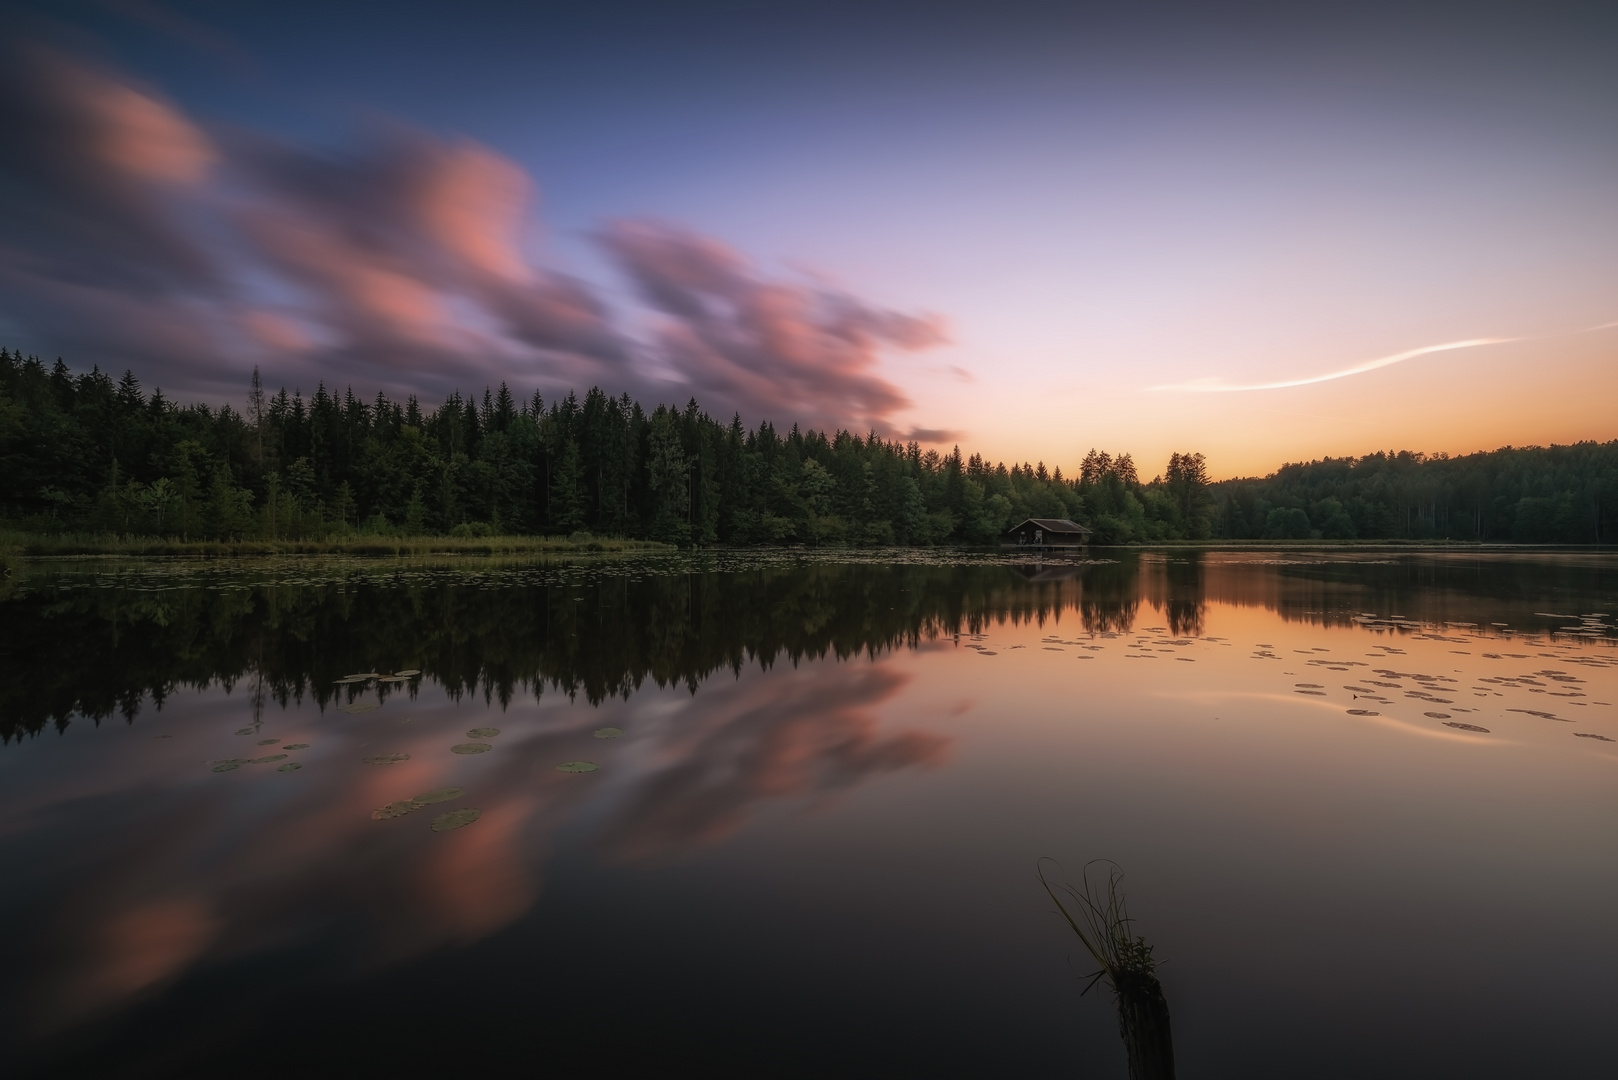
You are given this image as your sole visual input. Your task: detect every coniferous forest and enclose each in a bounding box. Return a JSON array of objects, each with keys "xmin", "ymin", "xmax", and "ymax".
[{"xmin": 1, "ymin": 348, "xmax": 1614, "ymax": 545}]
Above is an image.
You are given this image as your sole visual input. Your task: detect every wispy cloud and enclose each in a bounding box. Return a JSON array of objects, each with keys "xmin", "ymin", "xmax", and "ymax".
[
  {"xmin": 1153, "ymin": 338, "xmax": 1518, "ymax": 393},
  {"xmin": 0, "ymin": 44, "xmax": 946, "ymax": 429},
  {"xmin": 600, "ymin": 219, "xmax": 946, "ymax": 433}
]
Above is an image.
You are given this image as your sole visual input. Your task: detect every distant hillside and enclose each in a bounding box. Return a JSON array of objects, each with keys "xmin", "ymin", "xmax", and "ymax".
[{"xmin": 1212, "ymin": 445, "xmax": 1617, "ymax": 543}]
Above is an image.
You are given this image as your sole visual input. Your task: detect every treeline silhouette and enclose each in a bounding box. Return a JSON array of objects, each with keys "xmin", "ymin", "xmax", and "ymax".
[
  {"xmin": 3, "ymin": 349, "xmax": 1613, "ymax": 545},
  {"xmin": 1212, "ymin": 445, "xmax": 1618, "ymax": 543},
  {"xmin": 0, "ymin": 350, "xmax": 1207, "ymax": 544}
]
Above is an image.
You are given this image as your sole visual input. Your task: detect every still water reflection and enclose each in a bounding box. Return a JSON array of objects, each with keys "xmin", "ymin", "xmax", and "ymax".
[{"xmin": 2, "ymin": 550, "xmax": 1615, "ymax": 1077}]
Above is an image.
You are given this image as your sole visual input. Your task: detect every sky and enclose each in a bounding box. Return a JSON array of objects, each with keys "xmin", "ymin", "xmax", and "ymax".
[{"xmin": 1, "ymin": 0, "xmax": 1615, "ymax": 478}]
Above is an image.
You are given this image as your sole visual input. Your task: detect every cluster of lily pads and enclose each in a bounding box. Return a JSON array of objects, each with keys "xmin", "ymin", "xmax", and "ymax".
[
  {"xmin": 335, "ymin": 669, "xmax": 422, "ymax": 686},
  {"xmin": 370, "ymin": 786, "xmax": 481, "ymax": 831},
  {"xmin": 367, "ymin": 725, "xmax": 507, "ymax": 832},
  {"xmin": 330, "ymin": 669, "xmax": 424, "ymax": 714},
  {"xmin": 558, "ymin": 724, "xmax": 623, "ymax": 774},
  {"xmin": 362, "ymin": 720, "xmax": 623, "ymax": 832},
  {"xmin": 212, "ymin": 738, "xmax": 311, "ymax": 773}
]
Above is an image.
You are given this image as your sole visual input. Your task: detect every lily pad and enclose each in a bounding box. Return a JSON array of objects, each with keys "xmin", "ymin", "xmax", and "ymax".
[
  {"xmin": 283, "ymin": 743, "xmax": 310, "ymax": 750},
  {"xmin": 251, "ymin": 754, "xmax": 288, "ymax": 764},
  {"xmin": 556, "ymin": 760, "xmax": 599, "ymax": 773},
  {"xmin": 212, "ymin": 758, "xmax": 251, "ymax": 772},
  {"xmin": 1346, "ymin": 709, "xmax": 1380, "ymax": 716},
  {"xmin": 395, "ymin": 669, "xmax": 422, "ymax": 677},
  {"xmin": 362, "ymin": 753, "xmax": 411, "ymax": 765},
  {"xmin": 1443, "ymin": 722, "xmax": 1491, "ymax": 733},
  {"xmin": 430, "ymin": 808, "xmax": 483, "ymax": 832},
  {"xmin": 1573, "ymin": 732, "xmax": 1615, "ymax": 742},
  {"xmin": 235, "ymin": 727, "xmax": 255, "ymax": 736},
  {"xmin": 277, "ymin": 762, "xmax": 302, "ymax": 772},
  {"xmin": 465, "ymin": 727, "xmax": 501, "ymax": 739},
  {"xmin": 594, "ymin": 726, "xmax": 624, "ymax": 739},
  {"xmin": 257, "ymin": 738, "xmax": 279, "ymax": 746},
  {"xmin": 339, "ymin": 702, "xmax": 379, "ymax": 714},
  {"xmin": 1423, "ymin": 711, "xmax": 1452, "ymax": 719},
  {"xmin": 372, "ymin": 787, "xmax": 464, "ymax": 821},
  {"xmin": 451, "ymin": 742, "xmax": 493, "ymax": 755}
]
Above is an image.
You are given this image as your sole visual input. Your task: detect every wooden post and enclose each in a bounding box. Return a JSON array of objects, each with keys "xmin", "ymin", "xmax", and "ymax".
[{"xmin": 1114, "ymin": 970, "xmax": 1176, "ymax": 1080}]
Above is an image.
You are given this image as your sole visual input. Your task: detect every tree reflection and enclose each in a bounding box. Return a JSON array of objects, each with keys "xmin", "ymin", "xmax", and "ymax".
[
  {"xmin": 3, "ymin": 559, "xmax": 1176, "ymax": 742},
  {"xmin": 20, "ymin": 549, "xmax": 1610, "ymax": 744}
]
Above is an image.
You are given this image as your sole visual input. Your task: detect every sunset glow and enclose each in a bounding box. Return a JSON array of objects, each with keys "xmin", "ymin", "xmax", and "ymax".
[{"xmin": 2, "ymin": 2, "xmax": 1615, "ymax": 478}]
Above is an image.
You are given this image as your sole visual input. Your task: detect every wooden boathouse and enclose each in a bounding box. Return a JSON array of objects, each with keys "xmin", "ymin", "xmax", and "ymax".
[{"xmin": 1003, "ymin": 518, "xmax": 1092, "ymax": 548}]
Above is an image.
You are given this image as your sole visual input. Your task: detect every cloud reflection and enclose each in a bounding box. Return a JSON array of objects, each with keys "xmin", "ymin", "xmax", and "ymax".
[
  {"xmin": 14, "ymin": 656, "xmax": 948, "ymax": 1034},
  {"xmin": 597, "ymin": 663, "xmax": 948, "ymax": 859}
]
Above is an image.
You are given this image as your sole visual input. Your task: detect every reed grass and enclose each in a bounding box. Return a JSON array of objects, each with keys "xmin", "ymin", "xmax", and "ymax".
[
  {"xmin": 1039, "ymin": 859, "xmax": 1176, "ymax": 1080},
  {"xmin": 0, "ymin": 529, "xmax": 671, "ymax": 559}
]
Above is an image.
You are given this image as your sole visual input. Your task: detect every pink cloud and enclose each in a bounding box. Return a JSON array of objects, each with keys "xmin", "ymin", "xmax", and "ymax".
[
  {"xmin": 0, "ymin": 45, "xmax": 219, "ymax": 292},
  {"xmin": 1, "ymin": 45, "xmax": 948, "ymax": 430},
  {"xmin": 414, "ymin": 141, "xmax": 534, "ymax": 282},
  {"xmin": 25, "ymin": 44, "xmax": 216, "ymax": 188},
  {"xmin": 601, "ymin": 220, "xmax": 948, "ymax": 432},
  {"xmin": 224, "ymin": 129, "xmax": 644, "ymax": 393},
  {"xmin": 240, "ymin": 309, "xmax": 315, "ymax": 353}
]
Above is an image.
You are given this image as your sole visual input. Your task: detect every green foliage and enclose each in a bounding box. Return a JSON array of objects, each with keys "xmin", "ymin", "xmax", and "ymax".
[
  {"xmin": 43, "ymin": 346, "xmax": 1617, "ymax": 548},
  {"xmin": 1213, "ymin": 445, "xmax": 1618, "ymax": 543},
  {"xmin": 1264, "ymin": 506, "xmax": 1313, "ymax": 540}
]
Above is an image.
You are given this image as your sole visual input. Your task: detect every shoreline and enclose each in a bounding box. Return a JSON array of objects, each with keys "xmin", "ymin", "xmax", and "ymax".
[{"xmin": 3, "ymin": 533, "xmax": 1613, "ymax": 562}]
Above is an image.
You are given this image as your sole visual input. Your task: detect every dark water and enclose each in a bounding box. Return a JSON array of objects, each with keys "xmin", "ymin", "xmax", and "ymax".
[{"xmin": 2, "ymin": 550, "xmax": 1615, "ymax": 1078}]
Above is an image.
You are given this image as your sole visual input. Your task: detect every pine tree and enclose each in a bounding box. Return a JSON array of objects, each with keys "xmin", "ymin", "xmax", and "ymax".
[
  {"xmin": 549, "ymin": 438, "xmax": 585, "ymax": 531},
  {"xmin": 238, "ymin": 366, "xmax": 262, "ymax": 469}
]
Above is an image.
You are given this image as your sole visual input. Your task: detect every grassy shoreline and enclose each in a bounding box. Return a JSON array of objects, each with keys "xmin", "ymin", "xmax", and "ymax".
[
  {"xmin": 0, "ymin": 531, "xmax": 673, "ymax": 559},
  {"xmin": 2, "ymin": 530, "xmax": 1609, "ymax": 563}
]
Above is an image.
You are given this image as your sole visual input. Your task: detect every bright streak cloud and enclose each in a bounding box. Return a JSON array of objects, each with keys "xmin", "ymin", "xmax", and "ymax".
[{"xmin": 1154, "ymin": 338, "xmax": 1518, "ymax": 393}]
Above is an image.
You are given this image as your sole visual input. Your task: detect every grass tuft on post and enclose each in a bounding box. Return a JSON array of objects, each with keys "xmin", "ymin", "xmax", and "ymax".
[{"xmin": 1038, "ymin": 858, "xmax": 1175, "ymax": 1080}]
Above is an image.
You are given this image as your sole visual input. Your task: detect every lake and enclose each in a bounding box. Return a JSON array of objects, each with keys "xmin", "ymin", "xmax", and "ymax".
[{"xmin": 2, "ymin": 549, "xmax": 1615, "ymax": 1078}]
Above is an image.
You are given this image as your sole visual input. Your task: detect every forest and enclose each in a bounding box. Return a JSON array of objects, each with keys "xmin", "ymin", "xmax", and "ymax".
[{"xmin": 1, "ymin": 348, "xmax": 1614, "ymax": 545}]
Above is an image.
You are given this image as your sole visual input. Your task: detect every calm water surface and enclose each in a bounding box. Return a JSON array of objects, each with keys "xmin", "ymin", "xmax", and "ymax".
[{"xmin": 2, "ymin": 550, "xmax": 1615, "ymax": 1078}]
